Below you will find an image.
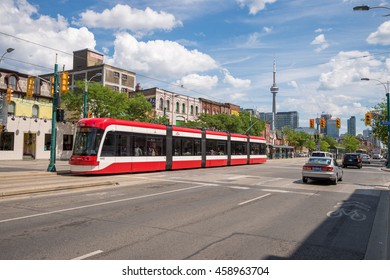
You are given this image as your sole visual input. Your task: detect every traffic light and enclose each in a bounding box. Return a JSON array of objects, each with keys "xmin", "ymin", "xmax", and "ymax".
[
  {"xmin": 309, "ymin": 119, "xmax": 315, "ymax": 129},
  {"xmin": 365, "ymin": 113, "xmax": 372, "ymax": 126},
  {"xmin": 320, "ymin": 118, "xmax": 326, "ymax": 129},
  {"xmin": 6, "ymin": 87, "xmax": 13, "ymax": 104},
  {"xmin": 50, "ymin": 76, "xmax": 55, "ymax": 96},
  {"xmin": 56, "ymin": 108, "xmax": 65, "ymax": 122},
  {"xmin": 60, "ymin": 71, "xmax": 69, "ymax": 94},
  {"xmin": 336, "ymin": 118, "xmax": 341, "ymax": 129},
  {"xmin": 26, "ymin": 76, "xmax": 35, "ymax": 98}
]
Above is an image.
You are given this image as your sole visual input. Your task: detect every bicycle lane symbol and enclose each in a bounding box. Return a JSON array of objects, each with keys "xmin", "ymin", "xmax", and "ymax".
[{"xmin": 326, "ymin": 201, "xmax": 371, "ymax": 222}]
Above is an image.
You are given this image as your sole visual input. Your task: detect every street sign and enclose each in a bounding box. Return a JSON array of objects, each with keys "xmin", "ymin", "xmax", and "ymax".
[{"xmin": 379, "ymin": 121, "xmax": 390, "ymax": 125}]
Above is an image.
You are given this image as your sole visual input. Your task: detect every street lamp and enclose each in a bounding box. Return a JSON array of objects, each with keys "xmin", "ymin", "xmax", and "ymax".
[
  {"xmin": 84, "ymin": 73, "xmax": 102, "ymax": 118},
  {"xmin": 353, "ymin": 5, "xmax": 390, "ymax": 16},
  {"xmin": 361, "ymin": 78, "xmax": 390, "ymax": 168},
  {"xmin": 0, "ymin": 48, "xmax": 14, "ymax": 63}
]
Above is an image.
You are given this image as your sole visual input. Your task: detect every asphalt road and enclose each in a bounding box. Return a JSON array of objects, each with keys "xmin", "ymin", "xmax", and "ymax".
[{"xmin": 0, "ymin": 158, "xmax": 389, "ymax": 260}]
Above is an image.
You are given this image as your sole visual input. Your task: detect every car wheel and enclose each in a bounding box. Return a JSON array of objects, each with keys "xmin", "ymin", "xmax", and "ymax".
[
  {"xmin": 302, "ymin": 177, "xmax": 308, "ymax": 183},
  {"xmin": 331, "ymin": 178, "xmax": 338, "ymax": 185}
]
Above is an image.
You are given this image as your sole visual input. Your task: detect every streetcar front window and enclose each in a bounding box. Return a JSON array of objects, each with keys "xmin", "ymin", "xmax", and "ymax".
[{"xmin": 73, "ymin": 127, "xmax": 104, "ymax": 156}]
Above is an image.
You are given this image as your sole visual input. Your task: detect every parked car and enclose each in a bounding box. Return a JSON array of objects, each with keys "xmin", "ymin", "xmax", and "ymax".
[
  {"xmin": 372, "ymin": 154, "xmax": 382, "ymax": 160},
  {"xmin": 302, "ymin": 157, "xmax": 343, "ymax": 185},
  {"xmin": 361, "ymin": 154, "xmax": 370, "ymax": 164},
  {"xmin": 311, "ymin": 151, "xmax": 333, "ymax": 158},
  {"xmin": 342, "ymin": 153, "xmax": 362, "ymax": 169}
]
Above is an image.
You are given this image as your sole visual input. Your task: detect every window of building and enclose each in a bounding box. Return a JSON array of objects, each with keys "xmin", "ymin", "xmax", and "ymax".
[
  {"xmin": 182, "ymin": 103, "xmax": 185, "ymax": 114},
  {"xmin": 32, "ymin": 105, "xmax": 39, "ymax": 118},
  {"xmin": 7, "ymin": 101, "xmax": 16, "ymax": 116},
  {"xmin": 63, "ymin": 134, "xmax": 73, "ymax": 151},
  {"xmin": 122, "ymin": 74, "xmax": 127, "ymax": 80},
  {"xmin": 166, "ymin": 100, "xmax": 170, "ymax": 112},
  {"xmin": 113, "ymin": 72, "xmax": 120, "ymax": 78},
  {"xmin": 0, "ymin": 132, "xmax": 14, "ymax": 151},
  {"xmin": 8, "ymin": 75, "xmax": 17, "ymax": 90},
  {"xmin": 190, "ymin": 105, "xmax": 194, "ymax": 115},
  {"xmin": 176, "ymin": 102, "xmax": 179, "ymax": 113},
  {"xmin": 195, "ymin": 106, "xmax": 199, "ymax": 115},
  {"xmin": 159, "ymin": 98, "xmax": 163, "ymax": 110},
  {"xmin": 44, "ymin": 134, "xmax": 51, "ymax": 151}
]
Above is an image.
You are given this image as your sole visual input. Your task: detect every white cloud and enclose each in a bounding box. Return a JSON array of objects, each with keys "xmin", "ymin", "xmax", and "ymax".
[
  {"xmin": 367, "ymin": 21, "xmax": 390, "ymax": 45},
  {"xmin": 318, "ymin": 50, "xmax": 382, "ymax": 90},
  {"xmin": 176, "ymin": 74, "xmax": 218, "ymax": 90},
  {"xmin": 222, "ymin": 68, "xmax": 251, "ymax": 88},
  {"xmin": 107, "ymin": 32, "xmax": 218, "ymax": 79},
  {"xmin": 0, "ymin": 0, "xmax": 96, "ymax": 73},
  {"xmin": 76, "ymin": 4, "xmax": 182, "ymax": 34},
  {"xmin": 236, "ymin": 0, "xmax": 277, "ymax": 15},
  {"xmin": 310, "ymin": 34, "xmax": 329, "ymax": 53}
]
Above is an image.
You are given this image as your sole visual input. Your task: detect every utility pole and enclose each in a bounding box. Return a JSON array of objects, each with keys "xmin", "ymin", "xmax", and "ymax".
[{"xmin": 47, "ymin": 55, "xmax": 58, "ymax": 172}]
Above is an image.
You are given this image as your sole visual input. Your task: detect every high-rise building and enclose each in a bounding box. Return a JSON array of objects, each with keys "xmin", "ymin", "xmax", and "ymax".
[
  {"xmin": 320, "ymin": 113, "xmax": 332, "ymax": 134},
  {"xmin": 326, "ymin": 119, "xmax": 339, "ymax": 138},
  {"xmin": 347, "ymin": 116, "xmax": 356, "ymax": 136},
  {"xmin": 275, "ymin": 111, "xmax": 299, "ymax": 130}
]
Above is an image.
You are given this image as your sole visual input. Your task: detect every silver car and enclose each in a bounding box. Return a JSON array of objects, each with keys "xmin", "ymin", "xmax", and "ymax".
[{"xmin": 302, "ymin": 157, "xmax": 343, "ymax": 185}]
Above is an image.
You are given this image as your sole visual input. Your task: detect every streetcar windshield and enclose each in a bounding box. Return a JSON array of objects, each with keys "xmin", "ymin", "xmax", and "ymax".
[{"xmin": 72, "ymin": 127, "xmax": 104, "ymax": 156}]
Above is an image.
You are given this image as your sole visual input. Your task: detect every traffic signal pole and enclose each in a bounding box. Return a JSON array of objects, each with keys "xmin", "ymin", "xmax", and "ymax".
[
  {"xmin": 387, "ymin": 91, "xmax": 390, "ymax": 168},
  {"xmin": 47, "ymin": 59, "xmax": 58, "ymax": 172}
]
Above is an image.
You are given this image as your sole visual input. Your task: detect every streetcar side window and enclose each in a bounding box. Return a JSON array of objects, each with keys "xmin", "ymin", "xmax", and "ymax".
[
  {"xmin": 173, "ymin": 137, "xmax": 201, "ymax": 156},
  {"xmin": 146, "ymin": 136, "xmax": 165, "ymax": 156},
  {"xmin": 173, "ymin": 138, "xmax": 181, "ymax": 156},
  {"xmin": 101, "ymin": 132, "xmax": 116, "ymax": 157},
  {"xmin": 134, "ymin": 135, "xmax": 147, "ymax": 156},
  {"xmin": 231, "ymin": 141, "xmax": 247, "ymax": 155},
  {"xmin": 206, "ymin": 139, "xmax": 227, "ymax": 155},
  {"xmin": 116, "ymin": 132, "xmax": 132, "ymax": 157},
  {"xmin": 250, "ymin": 143, "xmax": 265, "ymax": 155}
]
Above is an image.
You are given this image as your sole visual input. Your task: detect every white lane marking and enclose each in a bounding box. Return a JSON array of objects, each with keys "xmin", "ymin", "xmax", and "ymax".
[
  {"xmin": 261, "ymin": 189, "xmax": 318, "ymax": 196},
  {"xmin": 0, "ymin": 184, "xmax": 214, "ymax": 224},
  {"xmin": 253, "ymin": 178, "xmax": 284, "ymax": 185},
  {"xmin": 229, "ymin": 186, "xmax": 251, "ymax": 190},
  {"xmin": 227, "ymin": 175, "xmax": 248, "ymax": 180},
  {"xmin": 238, "ymin": 193, "xmax": 271, "ymax": 206},
  {"xmin": 72, "ymin": 250, "xmax": 103, "ymax": 260}
]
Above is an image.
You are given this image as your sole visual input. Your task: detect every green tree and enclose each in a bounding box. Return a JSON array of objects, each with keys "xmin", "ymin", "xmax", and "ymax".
[
  {"xmin": 342, "ymin": 134, "xmax": 360, "ymax": 152},
  {"xmin": 283, "ymin": 128, "xmax": 311, "ymax": 151},
  {"xmin": 304, "ymin": 137, "xmax": 316, "ymax": 151},
  {"xmin": 123, "ymin": 93, "xmax": 154, "ymax": 122},
  {"xmin": 319, "ymin": 139, "xmax": 330, "ymax": 151},
  {"xmin": 184, "ymin": 111, "xmax": 265, "ymax": 136},
  {"xmin": 371, "ymin": 99, "xmax": 388, "ymax": 144},
  {"xmin": 323, "ymin": 135, "xmax": 337, "ymax": 148},
  {"xmin": 61, "ymin": 82, "xmax": 154, "ymax": 121}
]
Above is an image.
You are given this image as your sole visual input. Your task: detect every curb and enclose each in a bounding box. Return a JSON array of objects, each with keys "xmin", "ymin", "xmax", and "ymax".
[
  {"xmin": 364, "ymin": 190, "xmax": 390, "ymax": 259},
  {"xmin": 0, "ymin": 181, "xmax": 118, "ymax": 198}
]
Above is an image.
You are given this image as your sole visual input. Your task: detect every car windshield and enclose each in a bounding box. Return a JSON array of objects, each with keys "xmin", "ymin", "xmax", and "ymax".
[{"xmin": 308, "ymin": 158, "xmax": 331, "ymax": 165}]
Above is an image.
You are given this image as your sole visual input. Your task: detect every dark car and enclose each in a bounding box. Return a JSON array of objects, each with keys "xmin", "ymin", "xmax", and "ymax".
[{"xmin": 342, "ymin": 153, "xmax": 362, "ymax": 168}]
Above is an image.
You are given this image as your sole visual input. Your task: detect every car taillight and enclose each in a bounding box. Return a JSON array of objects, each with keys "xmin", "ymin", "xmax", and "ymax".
[
  {"xmin": 303, "ymin": 166, "xmax": 312, "ymax": 170},
  {"xmin": 322, "ymin": 166, "xmax": 334, "ymax": 171}
]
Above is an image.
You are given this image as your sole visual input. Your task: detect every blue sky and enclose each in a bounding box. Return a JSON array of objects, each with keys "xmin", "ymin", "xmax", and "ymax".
[{"xmin": 1, "ymin": 0, "xmax": 390, "ymax": 135}]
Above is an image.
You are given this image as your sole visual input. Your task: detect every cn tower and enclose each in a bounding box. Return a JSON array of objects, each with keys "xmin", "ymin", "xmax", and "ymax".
[{"xmin": 270, "ymin": 59, "xmax": 279, "ymax": 132}]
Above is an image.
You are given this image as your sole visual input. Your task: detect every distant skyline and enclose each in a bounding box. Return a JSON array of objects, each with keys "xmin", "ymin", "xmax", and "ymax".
[{"xmin": 1, "ymin": 0, "xmax": 390, "ymax": 135}]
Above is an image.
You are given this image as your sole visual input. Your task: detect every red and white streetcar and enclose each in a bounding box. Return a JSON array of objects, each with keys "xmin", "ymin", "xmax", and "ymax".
[{"xmin": 69, "ymin": 118, "xmax": 267, "ymax": 174}]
